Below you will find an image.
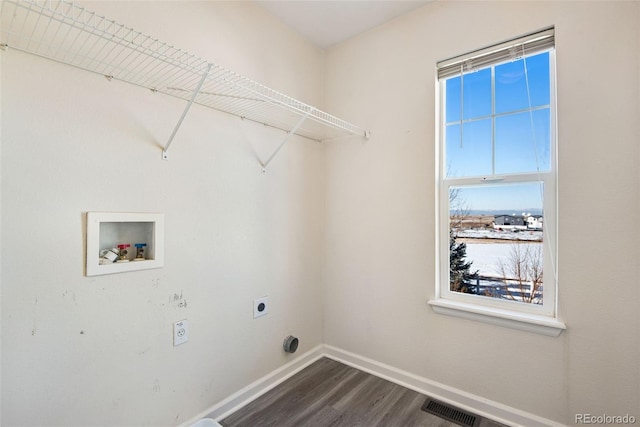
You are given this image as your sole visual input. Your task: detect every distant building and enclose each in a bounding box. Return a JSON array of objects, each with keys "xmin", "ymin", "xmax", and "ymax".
[
  {"xmin": 493, "ymin": 214, "xmax": 543, "ymax": 231},
  {"xmin": 526, "ymin": 215, "xmax": 544, "ymax": 230},
  {"xmin": 493, "ymin": 215, "xmax": 526, "ymax": 230}
]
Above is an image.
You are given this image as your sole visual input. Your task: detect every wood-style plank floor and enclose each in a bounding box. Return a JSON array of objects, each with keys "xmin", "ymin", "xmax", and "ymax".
[{"xmin": 220, "ymin": 357, "xmax": 506, "ymax": 427}]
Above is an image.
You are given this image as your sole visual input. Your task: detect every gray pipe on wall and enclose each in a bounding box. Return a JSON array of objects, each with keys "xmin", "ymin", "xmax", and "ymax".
[{"xmin": 283, "ymin": 335, "xmax": 299, "ymax": 353}]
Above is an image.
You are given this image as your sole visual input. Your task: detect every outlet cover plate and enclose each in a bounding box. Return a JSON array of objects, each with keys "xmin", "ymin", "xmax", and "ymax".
[
  {"xmin": 173, "ymin": 319, "xmax": 189, "ymax": 346},
  {"xmin": 253, "ymin": 296, "xmax": 269, "ymax": 318}
]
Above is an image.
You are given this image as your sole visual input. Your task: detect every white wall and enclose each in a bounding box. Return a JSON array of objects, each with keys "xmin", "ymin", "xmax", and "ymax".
[
  {"xmin": 323, "ymin": 1, "xmax": 639, "ymax": 425},
  {"xmin": 1, "ymin": 2, "xmax": 326, "ymax": 426}
]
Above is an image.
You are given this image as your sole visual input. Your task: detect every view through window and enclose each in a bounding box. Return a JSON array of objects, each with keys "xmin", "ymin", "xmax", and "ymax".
[{"xmin": 438, "ymin": 30, "xmax": 556, "ymax": 314}]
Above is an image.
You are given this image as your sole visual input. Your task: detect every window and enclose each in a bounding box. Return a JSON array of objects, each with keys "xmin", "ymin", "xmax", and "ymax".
[{"xmin": 430, "ymin": 28, "xmax": 565, "ymax": 336}]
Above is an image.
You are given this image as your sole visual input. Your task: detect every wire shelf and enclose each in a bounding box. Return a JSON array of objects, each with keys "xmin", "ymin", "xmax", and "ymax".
[{"xmin": 1, "ymin": 0, "xmax": 368, "ymax": 146}]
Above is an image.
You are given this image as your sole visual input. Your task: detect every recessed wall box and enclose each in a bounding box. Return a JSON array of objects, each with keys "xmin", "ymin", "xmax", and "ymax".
[{"xmin": 86, "ymin": 212, "xmax": 164, "ymax": 276}]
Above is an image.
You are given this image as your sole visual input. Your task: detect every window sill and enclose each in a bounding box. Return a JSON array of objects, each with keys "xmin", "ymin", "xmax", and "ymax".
[{"xmin": 428, "ymin": 299, "xmax": 566, "ymax": 337}]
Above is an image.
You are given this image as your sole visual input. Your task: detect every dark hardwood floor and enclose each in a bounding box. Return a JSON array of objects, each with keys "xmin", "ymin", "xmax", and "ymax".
[{"xmin": 221, "ymin": 357, "xmax": 506, "ymax": 427}]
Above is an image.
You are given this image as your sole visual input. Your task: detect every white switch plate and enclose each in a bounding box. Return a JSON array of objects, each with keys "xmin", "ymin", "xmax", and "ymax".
[
  {"xmin": 173, "ymin": 319, "xmax": 189, "ymax": 346},
  {"xmin": 253, "ymin": 296, "xmax": 268, "ymax": 318}
]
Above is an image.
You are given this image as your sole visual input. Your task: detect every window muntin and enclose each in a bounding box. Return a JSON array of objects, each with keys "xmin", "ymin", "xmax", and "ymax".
[{"xmin": 437, "ymin": 32, "xmax": 557, "ymax": 318}]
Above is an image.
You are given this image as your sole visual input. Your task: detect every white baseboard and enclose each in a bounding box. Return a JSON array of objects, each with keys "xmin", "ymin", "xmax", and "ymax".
[
  {"xmin": 323, "ymin": 345, "xmax": 565, "ymax": 427},
  {"xmin": 181, "ymin": 344, "xmax": 324, "ymax": 427},
  {"xmin": 184, "ymin": 344, "xmax": 565, "ymax": 427}
]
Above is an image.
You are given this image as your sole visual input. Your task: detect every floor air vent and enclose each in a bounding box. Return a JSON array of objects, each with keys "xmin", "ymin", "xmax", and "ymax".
[{"xmin": 421, "ymin": 398, "xmax": 479, "ymax": 427}]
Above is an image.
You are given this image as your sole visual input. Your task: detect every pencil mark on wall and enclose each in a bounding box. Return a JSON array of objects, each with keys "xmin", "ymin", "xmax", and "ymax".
[
  {"xmin": 62, "ymin": 290, "xmax": 77, "ymax": 305},
  {"xmin": 153, "ymin": 379, "xmax": 161, "ymax": 393},
  {"xmin": 32, "ymin": 298, "xmax": 38, "ymax": 335},
  {"xmin": 112, "ymin": 397, "xmax": 122, "ymax": 409},
  {"xmin": 170, "ymin": 291, "xmax": 188, "ymax": 309}
]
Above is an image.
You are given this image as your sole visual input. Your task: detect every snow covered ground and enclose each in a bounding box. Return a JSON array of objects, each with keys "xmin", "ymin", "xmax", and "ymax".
[
  {"xmin": 455, "ymin": 228, "xmax": 543, "ymax": 241},
  {"xmin": 465, "ymin": 242, "xmax": 543, "ymax": 277}
]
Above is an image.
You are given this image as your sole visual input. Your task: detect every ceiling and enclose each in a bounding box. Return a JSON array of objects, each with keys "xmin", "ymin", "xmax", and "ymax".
[{"xmin": 256, "ymin": 1, "xmax": 433, "ymax": 48}]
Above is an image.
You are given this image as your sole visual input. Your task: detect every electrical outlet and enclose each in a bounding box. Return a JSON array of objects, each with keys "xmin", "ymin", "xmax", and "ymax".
[
  {"xmin": 253, "ymin": 296, "xmax": 269, "ymax": 318},
  {"xmin": 173, "ymin": 319, "xmax": 189, "ymax": 346}
]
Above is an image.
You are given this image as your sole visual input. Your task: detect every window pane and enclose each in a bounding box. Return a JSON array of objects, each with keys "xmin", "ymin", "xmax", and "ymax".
[
  {"xmin": 524, "ymin": 52, "xmax": 551, "ymax": 107},
  {"xmin": 462, "ymin": 68, "xmax": 491, "ymax": 119},
  {"xmin": 495, "ymin": 60, "xmax": 528, "ymax": 113},
  {"xmin": 495, "ymin": 109, "xmax": 550, "ymax": 174},
  {"xmin": 445, "ymin": 119, "xmax": 492, "ymax": 178},
  {"xmin": 496, "ymin": 52, "xmax": 550, "ymax": 114},
  {"xmin": 449, "ymin": 183, "xmax": 544, "ymax": 304},
  {"xmin": 445, "ymin": 76, "xmax": 461, "ymax": 123}
]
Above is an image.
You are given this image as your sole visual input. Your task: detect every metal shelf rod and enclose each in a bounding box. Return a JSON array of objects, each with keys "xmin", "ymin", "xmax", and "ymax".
[
  {"xmin": 261, "ymin": 109, "xmax": 314, "ymax": 171},
  {"xmin": 162, "ymin": 63, "xmax": 212, "ymax": 160}
]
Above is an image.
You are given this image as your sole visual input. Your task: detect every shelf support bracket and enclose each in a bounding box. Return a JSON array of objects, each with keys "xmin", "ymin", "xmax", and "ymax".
[
  {"xmin": 261, "ymin": 109, "xmax": 314, "ymax": 171},
  {"xmin": 162, "ymin": 63, "xmax": 212, "ymax": 160}
]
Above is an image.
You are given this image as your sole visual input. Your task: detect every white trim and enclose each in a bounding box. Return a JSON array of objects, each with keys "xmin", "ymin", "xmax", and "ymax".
[
  {"xmin": 428, "ymin": 298, "xmax": 566, "ymax": 337},
  {"xmin": 323, "ymin": 345, "xmax": 566, "ymax": 427},
  {"xmin": 180, "ymin": 345, "xmax": 324, "ymax": 427},
  {"xmin": 185, "ymin": 344, "xmax": 566, "ymax": 427}
]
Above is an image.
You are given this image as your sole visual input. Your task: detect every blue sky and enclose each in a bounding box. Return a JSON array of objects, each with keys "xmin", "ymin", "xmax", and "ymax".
[
  {"xmin": 450, "ymin": 182, "xmax": 544, "ymax": 213},
  {"xmin": 445, "ymin": 52, "xmax": 551, "ymax": 212}
]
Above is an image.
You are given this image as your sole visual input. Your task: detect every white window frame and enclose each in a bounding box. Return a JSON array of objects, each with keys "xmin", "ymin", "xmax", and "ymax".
[{"xmin": 429, "ymin": 29, "xmax": 565, "ymax": 336}]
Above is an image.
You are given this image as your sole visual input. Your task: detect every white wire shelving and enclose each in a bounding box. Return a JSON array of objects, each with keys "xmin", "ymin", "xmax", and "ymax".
[{"xmin": 0, "ymin": 0, "xmax": 369, "ymax": 166}]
